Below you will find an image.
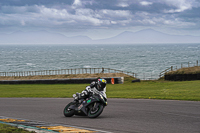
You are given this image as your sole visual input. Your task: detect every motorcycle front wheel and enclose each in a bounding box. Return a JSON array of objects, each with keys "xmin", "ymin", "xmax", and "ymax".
[
  {"xmin": 63, "ymin": 102, "xmax": 75, "ymax": 117},
  {"xmin": 88, "ymin": 103, "xmax": 104, "ymax": 118}
]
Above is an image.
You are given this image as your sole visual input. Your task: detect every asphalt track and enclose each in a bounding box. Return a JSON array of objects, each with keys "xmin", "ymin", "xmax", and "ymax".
[{"xmin": 0, "ymin": 98, "xmax": 200, "ymax": 133}]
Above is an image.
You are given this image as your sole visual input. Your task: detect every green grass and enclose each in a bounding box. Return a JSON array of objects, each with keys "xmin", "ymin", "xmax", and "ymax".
[
  {"xmin": 0, "ymin": 84, "xmax": 85, "ymax": 98},
  {"xmin": 108, "ymin": 80, "xmax": 200, "ymax": 101},
  {"xmin": 0, "ymin": 78, "xmax": 200, "ymax": 101},
  {"xmin": 0, "ymin": 123, "xmax": 35, "ymax": 133}
]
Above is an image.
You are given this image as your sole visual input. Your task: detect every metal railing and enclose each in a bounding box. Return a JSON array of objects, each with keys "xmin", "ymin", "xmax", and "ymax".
[
  {"xmin": 135, "ymin": 73, "xmax": 160, "ymax": 80},
  {"xmin": 1, "ymin": 60, "xmax": 198, "ymax": 80},
  {"xmin": 159, "ymin": 60, "xmax": 199, "ymax": 78},
  {"xmin": 0, "ymin": 68, "xmax": 135, "ymax": 77}
]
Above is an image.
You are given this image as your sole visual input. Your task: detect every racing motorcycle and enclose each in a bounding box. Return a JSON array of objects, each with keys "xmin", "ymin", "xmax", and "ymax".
[{"xmin": 63, "ymin": 89, "xmax": 107, "ymax": 118}]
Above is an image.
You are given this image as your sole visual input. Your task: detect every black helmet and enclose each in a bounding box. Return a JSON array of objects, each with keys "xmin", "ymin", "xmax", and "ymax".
[{"xmin": 97, "ymin": 79, "xmax": 107, "ymax": 91}]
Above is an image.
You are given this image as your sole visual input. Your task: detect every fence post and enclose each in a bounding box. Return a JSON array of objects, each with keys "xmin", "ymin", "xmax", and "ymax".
[
  {"xmin": 102, "ymin": 67, "xmax": 104, "ymax": 73},
  {"xmin": 171, "ymin": 66, "xmax": 173, "ymax": 71},
  {"xmin": 197, "ymin": 60, "xmax": 198, "ymax": 66}
]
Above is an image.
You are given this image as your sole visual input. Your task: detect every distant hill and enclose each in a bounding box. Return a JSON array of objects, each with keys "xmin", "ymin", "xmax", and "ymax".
[
  {"xmin": 95, "ymin": 29, "xmax": 200, "ymax": 44},
  {"xmin": 0, "ymin": 30, "xmax": 93, "ymax": 44},
  {"xmin": 0, "ymin": 29, "xmax": 200, "ymax": 44}
]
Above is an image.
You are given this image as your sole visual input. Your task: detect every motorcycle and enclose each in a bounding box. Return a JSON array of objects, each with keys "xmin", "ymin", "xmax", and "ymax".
[{"xmin": 63, "ymin": 89, "xmax": 107, "ymax": 118}]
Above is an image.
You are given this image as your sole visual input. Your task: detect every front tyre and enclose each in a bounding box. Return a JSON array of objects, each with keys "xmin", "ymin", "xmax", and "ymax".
[
  {"xmin": 88, "ymin": 103, "xmax": 104, "ymax": 118},
  {"xmin": 63, "ymin": 102, "xmax": 75, "ymax": 117}
]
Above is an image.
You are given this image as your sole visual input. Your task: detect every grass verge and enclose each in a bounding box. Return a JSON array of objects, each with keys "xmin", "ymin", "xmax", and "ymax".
[
  {"xmin": 0, "ymin": 123, "xmax": 35, "ymax": 133},
  {"xmin": 166, "ymin": 66, "xmax": 200, "ymax": 74},
  {"xmin": 0, "ymin": 77, "xmax": 200, "ymax": 101}
]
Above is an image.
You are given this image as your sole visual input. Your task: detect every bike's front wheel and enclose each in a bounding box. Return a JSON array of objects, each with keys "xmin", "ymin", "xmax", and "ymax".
[
  {"xmin": 63, "ymin": 102, "xmax": 75, "ymax": 117},
  {"xmin": 88, "ymin": 103, "xmax": 104, "ymax": 118}
]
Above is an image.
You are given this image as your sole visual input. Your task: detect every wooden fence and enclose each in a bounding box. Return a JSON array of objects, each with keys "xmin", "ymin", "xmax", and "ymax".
[{"xmin": 0, "ymin": 68, "xmax": 135, "ymax": 77}]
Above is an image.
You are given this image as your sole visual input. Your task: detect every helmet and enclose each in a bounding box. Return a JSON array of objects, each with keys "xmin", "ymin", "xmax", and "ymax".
[{"xmin": 97, "ymin": 79, "xmax": 107, "ymax": 91}]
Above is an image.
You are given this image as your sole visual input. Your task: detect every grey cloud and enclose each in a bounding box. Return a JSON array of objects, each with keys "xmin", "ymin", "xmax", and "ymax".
[
  {"xmin": 0, "ymin": 0, "xmax": 200, "ymax": 36},
  {"xmin": 0, "ymin": 0, "xmax": 74, "ymax": 6},
  {"xmin": 179, "ymin": 7, "xmax": 200, "ymax": 18},
  {"xmin": 0, "ymin": 5, "xmax": 40, "ymax": 14}
]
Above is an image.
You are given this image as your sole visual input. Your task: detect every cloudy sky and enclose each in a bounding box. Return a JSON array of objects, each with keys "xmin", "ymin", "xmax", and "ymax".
[{"xmin": 0, "ymin": 0, "xmax": 200, "ymax": 39}]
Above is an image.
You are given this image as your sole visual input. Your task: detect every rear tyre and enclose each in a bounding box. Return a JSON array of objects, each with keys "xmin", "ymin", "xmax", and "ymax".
[
  {"xmin": 88, "ymin": 103, "xmax": 104, "ymax": 118},
  {"xmin": 63, "ymin": 102, "xmax": 75, "ymax": 117}
]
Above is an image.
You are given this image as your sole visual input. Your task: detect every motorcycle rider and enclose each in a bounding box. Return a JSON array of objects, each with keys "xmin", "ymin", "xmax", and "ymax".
[{"xmin": 73, "ymin": 79, "xmax": 107, "ymax": 101}]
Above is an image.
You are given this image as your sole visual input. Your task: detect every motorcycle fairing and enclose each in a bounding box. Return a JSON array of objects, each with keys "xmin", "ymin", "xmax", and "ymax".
[
  {"xmin": 68, "ymin": 93, "xmax": 107, "ymax": 116},
  {"xmin": 80, "ymin": 96, "xmax": 100, "ymax": 115}
]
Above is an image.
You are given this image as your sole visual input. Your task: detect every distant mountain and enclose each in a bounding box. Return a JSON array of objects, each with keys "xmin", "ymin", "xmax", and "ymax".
[
  {"xmin": 95, "ymin": 29, "xmax": 200, "ymax": 44},
  {"xmin": 0, "ymin": 29, "xmax": 200, "ymax": 44},
  {"xmin": 0, "ymin": 30, "xmax": 93, "ymax": 44}
]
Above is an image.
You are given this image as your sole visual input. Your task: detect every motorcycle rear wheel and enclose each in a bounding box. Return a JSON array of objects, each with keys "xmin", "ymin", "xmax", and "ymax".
[
  {"xmin": 63, "ymin": 102, "xmax": 75, "ymax": 117},
  {"xmin": 88, "ymin": 103, "xmax": 104, "ymax": 118}
]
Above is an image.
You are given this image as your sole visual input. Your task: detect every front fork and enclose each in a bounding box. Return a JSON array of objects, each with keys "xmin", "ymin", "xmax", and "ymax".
[{"xmin": 92, "ymin": 102, "xmax": 100, "ymax": 110}]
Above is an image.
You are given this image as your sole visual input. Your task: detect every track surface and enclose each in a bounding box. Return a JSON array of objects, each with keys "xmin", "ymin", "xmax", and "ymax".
[{"xmin": 0, "ymin": 98, "xmax": 200, "ymax": 133}]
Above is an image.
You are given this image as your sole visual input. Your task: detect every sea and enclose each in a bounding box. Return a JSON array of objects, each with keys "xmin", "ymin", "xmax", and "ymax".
[{"xmin": 0, "ymin": 43, "xmax": 200, "ymax": 79}]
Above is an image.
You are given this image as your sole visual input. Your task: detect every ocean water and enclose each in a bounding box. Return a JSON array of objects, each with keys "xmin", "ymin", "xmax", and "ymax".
[{"xmin": 0, "ymin": 44, "xmax": 200, "ymax": 79}]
